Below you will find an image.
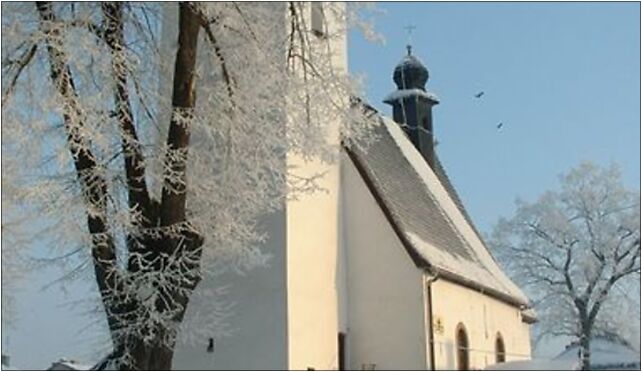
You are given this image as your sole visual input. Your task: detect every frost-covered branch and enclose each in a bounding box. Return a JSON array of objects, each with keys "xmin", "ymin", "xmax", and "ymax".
[
  {"xmin": 35, "ymin": 0, "xmax": 125, "ymax": 345},
  {"xmin": 491, "ymin": 162, "xmax": 640, "ymax": 370},
  {"xmin": 3, "ymin": 2, "xmax": 379, "ymax": 368},
  {"xmin": 102, "ymin": 2, "xmax": 153, "ymax": 227},
  {"xmin": 2, "ymin": 42, "xmax": 37, "ymax": 104}
]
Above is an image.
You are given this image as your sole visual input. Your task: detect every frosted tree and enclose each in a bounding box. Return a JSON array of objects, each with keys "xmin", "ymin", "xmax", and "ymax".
[
  {"xmin": 491, "ymin": 162, "xmax": 640, "ymax": 370},
  {"xmin": 1, "ymin": 2, "xmax": 377, "ymax": 369}
]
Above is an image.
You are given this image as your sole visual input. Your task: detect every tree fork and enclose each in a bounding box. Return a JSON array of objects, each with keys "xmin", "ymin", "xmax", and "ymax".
[{"xmin": 111, "ymin": 4, "xmax": 206, "ymax": 369}]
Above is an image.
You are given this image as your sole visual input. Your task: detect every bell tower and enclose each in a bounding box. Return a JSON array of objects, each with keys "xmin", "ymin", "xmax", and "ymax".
[{"xmin": 384, "ymin": 45, "xmax": 439, "ymax": 169}]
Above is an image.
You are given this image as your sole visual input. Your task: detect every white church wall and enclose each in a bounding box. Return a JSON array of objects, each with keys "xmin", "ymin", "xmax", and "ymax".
[
  {"xmin": 285, "ymin": 147, "xmax": 343, "ymax": 371},
  {"xmin": 337, "ymin": 165, "xmax": 349, "ymax": 339},
  {"xmin": 284, "ymin": 3, "xmax": 348, "ymax": 370},
  {"xmin": 285, "ymin": 170, "xmax": 342, "ymax": 371},
  {"xmin": 341, "ymin": 152, "xmax": 428, "ymax": 370},
  {"xmin": 172, "ymin": 209, "xmax": 289, "ymax": 370},
  {"xmin": 430, "ymin": 279, "xmax": 532, "ymax": 370}
]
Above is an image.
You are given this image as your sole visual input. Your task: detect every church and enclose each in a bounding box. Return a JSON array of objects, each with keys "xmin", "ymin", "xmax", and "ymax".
[{"xmin": 173, "ymin": 3, "xmax": 534, "ymax": 370}]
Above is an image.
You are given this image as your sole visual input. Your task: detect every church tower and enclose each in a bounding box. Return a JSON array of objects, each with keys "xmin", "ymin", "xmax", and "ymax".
[
  {"xmin": 384, "ymin": 46, "xmax": 439, "ymax": 169},
  {"xmin": 172, "ymin": 3, "xmax": 348, "ymax": 370}
]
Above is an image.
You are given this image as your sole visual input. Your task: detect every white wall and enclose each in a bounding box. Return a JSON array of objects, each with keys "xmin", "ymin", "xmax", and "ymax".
[
  {"xmin": 430, "ymin": 279, "xmax": 532, "ymax": 370},
  {"xmin": 285, "ymin": 170, "xmax": 342, "ymax": 371},
  {"xmin": 172, "ymin": 210, "xmax": 288, "ymax": 370},
  {"xmin": 341, "ymin": 152, "xmax": 428, "ymax": 370},
  {"xmin": 284, "ymin": 3, "xmax": 347, "ymax": 370}
]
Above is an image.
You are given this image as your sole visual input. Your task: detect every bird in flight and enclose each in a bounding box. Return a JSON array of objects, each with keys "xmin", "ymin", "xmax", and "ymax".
[
  {"xmin": 496, "ymin": 122, "xmax": 504, "ymax": 130},
  {"xmin": 474, "ymin": 91, "xmax": 484, "ymax": 98}
]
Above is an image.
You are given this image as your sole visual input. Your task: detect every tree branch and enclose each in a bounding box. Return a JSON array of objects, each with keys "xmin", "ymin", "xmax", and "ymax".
[
  {"xmin": 232, "ymin": 2, "xmax": 259, "ymax": 42},
  {"xmin": 35, "ymin": 0, "xmax": 122, "ymax": 338},
  {"xmin": 2, "ymin": 43, "xmax": 37, "ymax": 105},
  {"xmin": 289, "ymin": 2, "xmax": 313, "ymax": 124},
  {"xmin": 159, "ymin": 3, "xmax": 201, "ymax": 229},
  {"xmin": 102, "ymin": 2, "xmax": 154, "ymax": 229},
  {"xmin": 199, "ymin": 16, "xmax": 235, "ymax": 104},
  {"xmin": 562, "ymin": 244, "xmax": 576, "ymax": 297}
]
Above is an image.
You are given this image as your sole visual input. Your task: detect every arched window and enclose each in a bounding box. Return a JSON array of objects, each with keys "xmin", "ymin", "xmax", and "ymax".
[
  {"xmin": 495, "ymin": 333, "xmax": 506, "ymax": 363},
  {"xmin": 456, "ymin": 323, "xmax": 469, "ymax": 370}
]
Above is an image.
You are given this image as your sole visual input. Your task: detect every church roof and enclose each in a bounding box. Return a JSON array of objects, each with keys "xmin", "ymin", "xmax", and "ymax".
[
  {"xmin": 345, "ymin": 113, "xmax": 530, "ymax": 307},
  {"xmin": 555, "ymin": 337, "xmax": 640, "ymax": 370}
]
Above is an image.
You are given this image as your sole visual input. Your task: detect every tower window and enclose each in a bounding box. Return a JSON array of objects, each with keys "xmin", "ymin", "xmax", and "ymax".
[
  {"xmin": 495, "ymin": 333, "xmax": 506, "ymax": 363},
  {"xmin": 456, "ymin": 323, "xmax": 469, "ymax": 370},
  {"xmin": 311, "ymin": 2, "xmax": 325, "ymax": 37}
]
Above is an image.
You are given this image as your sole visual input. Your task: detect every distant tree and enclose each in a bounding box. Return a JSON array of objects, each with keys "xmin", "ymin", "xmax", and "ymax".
[
  {"xmin": 588, "ymin": 273, "xmax": 640, "ymax": 351},
  {"xmin": 491, "ymin": 162, "xmax": 640, "ymax": 370},
  {"xmin": 1, "ymin": 2, "xmax": 376, "ymax": 369},
  {"xmin": 0, "ymin": 229, "xmax": 23, "ymax": 329}
]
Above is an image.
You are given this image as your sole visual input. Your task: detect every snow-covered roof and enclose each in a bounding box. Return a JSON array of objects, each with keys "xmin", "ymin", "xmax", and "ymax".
[
  {"xmin": 1, "ymin": 358, "xmax": 19, "ymax": 371},
  {"xmin": 47, "ymin": 358, "xmax": 93, "ymax": 371},
  {"xmin": 345, "ymin": 114, "xmax": 530, "ymax": 307},
  {"xmin": 554, "ymin": 337, "xmax": 641, "ymax": 370},
  {"xmin": 484, "ymin": 359, "xmax": 577, "ymax": 370},
  {"xmin": 383, "ymin": 88, "xmax": 439, "ymax": 104}
]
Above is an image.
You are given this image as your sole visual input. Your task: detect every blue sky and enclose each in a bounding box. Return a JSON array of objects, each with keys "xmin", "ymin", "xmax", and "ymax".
[
  {"xmin": 348, "ymin": 2, "xmax": 640, "ymax": 356},
  {"xmin": 4, "ymin": 2, "xmax": 640, "ymax": 369},
  {"xmin": 349, "ymin": 2, "xmax": 640, "ymax": 235}
]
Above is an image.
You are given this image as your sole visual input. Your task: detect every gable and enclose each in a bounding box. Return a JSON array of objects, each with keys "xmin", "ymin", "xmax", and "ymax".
[{"xmin": 345, "ymin": 115, "xmax": 529, "ymax": 307}]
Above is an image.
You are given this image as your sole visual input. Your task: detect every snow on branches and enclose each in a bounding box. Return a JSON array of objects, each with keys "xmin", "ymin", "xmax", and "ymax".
[
  {"xmin": 491, "ymin": 162, "xmax": 640, "ymax": 370},
  {"xmin": 2, "ymin": 2, "xmax": 378, "ymax": 368}
]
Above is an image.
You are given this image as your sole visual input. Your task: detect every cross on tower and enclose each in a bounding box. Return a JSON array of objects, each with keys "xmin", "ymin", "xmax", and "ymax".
[{"xmin": 403, "ymin": 24, "xmax": 416, "ymax": 55}]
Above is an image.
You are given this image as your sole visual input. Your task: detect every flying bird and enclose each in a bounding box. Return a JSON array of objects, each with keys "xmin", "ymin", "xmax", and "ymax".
[
  {"xmin": 496, "ymin": 122, "xmax": 504, "ymax": 130},
  {"xmin": 474, "ymin": 91, "xmax": 484, "ymax": 98}
]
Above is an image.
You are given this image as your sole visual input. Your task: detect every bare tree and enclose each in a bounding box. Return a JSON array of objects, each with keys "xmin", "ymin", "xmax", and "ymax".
[
  {"xmin": 491, "ymin": 162, "xmax": 640, "ymax": 370},
  {"xmin": 1, "ymin": 2, "xmax": 376, "ymax": 369}
]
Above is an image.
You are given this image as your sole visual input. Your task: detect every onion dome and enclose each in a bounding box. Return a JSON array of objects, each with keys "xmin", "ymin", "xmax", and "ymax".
[{"xmin": 393, "ymin": 45, "xmax": 429, "ymax": 90}]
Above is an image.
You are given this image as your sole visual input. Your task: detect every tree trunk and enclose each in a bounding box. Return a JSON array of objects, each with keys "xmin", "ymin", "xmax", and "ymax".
[
  {"xmin": 113, "ymin": 4, "xmax": 202, "ymax": 369},
  {"xmin": 116, "ymin": 334, "xmax": 175, "ymax": 370},
  {"xmin": 160, "ymin": 2, "xmax": 201, "ymax": 227},
  {"xmin": 578, "ymin": 322, "xmax": 591, "ymax": 370},
  {"xmin": 38, "ymin": 3, "xmax": 203, "ymax": 369}
]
